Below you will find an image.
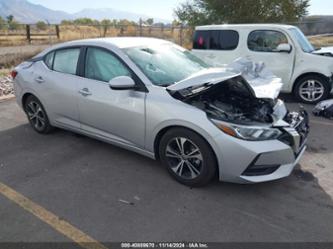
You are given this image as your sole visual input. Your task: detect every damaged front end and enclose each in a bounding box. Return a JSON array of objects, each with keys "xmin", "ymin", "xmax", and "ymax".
[
  {"xmin": 167, "ymin": 69, "xmax": 309, "ymax": 155},
  {"xmin": 170, "ymin": 75, "xmax": 277, "ymax": 125}
]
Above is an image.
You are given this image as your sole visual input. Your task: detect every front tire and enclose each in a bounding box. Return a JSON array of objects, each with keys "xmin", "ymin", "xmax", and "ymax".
[
  {"xmin": 159, "ymin": 128, "xmax": 217, "ymax": 187},
  {"xmin": 294, "ymin": 75, "xmax": 331, "ymax": 104},
  {"xmin": 24, "ymin": 95, "xmax": 54, "ymax": 134}
]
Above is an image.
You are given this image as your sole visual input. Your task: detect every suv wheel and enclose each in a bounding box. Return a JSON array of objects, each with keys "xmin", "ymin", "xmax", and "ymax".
[
  {"xmin": 159, "ymin": 128, "xmax": 217, "ymax": 187},
  {"xmin": 24, "ymin": 95, "xmax": 54, "ymax": 134},
  {"xmin": 294, "ymin": 75, "xmax": 331, "ymax": 104}
]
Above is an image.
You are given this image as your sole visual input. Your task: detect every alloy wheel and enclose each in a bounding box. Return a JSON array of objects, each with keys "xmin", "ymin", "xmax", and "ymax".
[
  {"xmin": 299, "ymin": 79, "xmax": 325, "ymax": 103},
  {"xmin": 165, "ymin": 137, "xmax": 203, "ymax": 180},
  {"xmin": 26, "ymin": 101, "xmax": 47, "ymax": 132}
]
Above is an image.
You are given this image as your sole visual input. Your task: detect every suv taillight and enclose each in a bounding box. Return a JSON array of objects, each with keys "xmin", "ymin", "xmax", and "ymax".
[{"xmin": 11, "ymin": 70, "xmax": 18, "ymax": 79}]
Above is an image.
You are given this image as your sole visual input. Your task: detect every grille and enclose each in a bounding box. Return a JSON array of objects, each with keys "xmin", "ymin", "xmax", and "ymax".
[
  {"xmin": 279, "ymin": 110, "xmax": 309, "ymax": 154},
  {"xmin": 294, "ymin": 118, "xmax": 309, "ymax": 149}
]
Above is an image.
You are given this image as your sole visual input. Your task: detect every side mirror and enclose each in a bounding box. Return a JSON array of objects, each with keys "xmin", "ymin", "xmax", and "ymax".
[
  {"xmin": 276, "ymin": 43, "xmax": 292, "ymax": 53},
  {"xmin": 109, "ymin": 76, "xmax": 136, "ymax": 90}
]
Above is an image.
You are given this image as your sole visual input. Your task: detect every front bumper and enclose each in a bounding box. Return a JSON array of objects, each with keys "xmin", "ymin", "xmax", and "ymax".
[
  {"xmin": 240, "ymin": 145, "xmax": 306, "ymax": 183},
  {"xmin": 212, "ymin": 111, "xmax": 309, "ymax": 184}
]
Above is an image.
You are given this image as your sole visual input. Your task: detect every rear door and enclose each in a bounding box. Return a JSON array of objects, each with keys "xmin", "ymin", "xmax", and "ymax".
[
  {"xmin": 76, "ymin": 47, "xmax": 146, "ymax": 148},
  {"xmin": 35, "ymin": 47, "xmax": 81, "ymax": 129},
  {"xmin": 192, "ymin": 29, "xmax": 241, "ymax": 66},
  {"xmin": 246, "ymin": 29, "xmax": 295, "ymax": 91}
]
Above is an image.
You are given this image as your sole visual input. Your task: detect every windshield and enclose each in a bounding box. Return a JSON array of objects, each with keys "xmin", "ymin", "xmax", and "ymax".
[
  {"xmin": 123, "ymin": 44, "xmax": 210, "ymax": 86},
  {"xmin": 289, "ymin": 28, "xmax": 315, "ymax": 53}
]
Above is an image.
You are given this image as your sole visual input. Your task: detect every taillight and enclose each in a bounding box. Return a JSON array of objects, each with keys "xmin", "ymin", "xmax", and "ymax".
[{"xmin": 11, "ymin": 70, "xmax": 18, "ymax": 79}]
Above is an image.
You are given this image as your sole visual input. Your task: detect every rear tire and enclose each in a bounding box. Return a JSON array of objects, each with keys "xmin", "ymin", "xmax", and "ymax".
[
  {"xmin": 159, "ymin": 128, "xmax": 217, "ymax": 187},
  {"xmin": 294, "ymin": 75, "xmax": 331, "ymax": 104},
  {"xmin": 24, "ymin": 95, "xmax": 54, "ymax": 134}
]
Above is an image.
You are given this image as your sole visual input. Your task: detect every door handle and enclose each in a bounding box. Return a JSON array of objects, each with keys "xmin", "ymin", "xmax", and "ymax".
[
  {"xmin": 78, "ymin": 88, "xmax": 92, "ymax": 97},
  {"xmin": 35, "ymin": 76, "xmax": 44, "ymax": 83}
]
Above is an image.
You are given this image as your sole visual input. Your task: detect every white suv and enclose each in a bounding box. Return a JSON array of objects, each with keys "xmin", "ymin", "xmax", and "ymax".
[{"xmin": 192, "ymin": 24, "xmax": 333, "ymax": 104}]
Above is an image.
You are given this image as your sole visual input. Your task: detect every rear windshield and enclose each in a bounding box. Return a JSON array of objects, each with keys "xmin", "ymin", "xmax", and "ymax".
[{"xmin": 193, "ymin": 30, "xmax": 239, "ymax": 50}]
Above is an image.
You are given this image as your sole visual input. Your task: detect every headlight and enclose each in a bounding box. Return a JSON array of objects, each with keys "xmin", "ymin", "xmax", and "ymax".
[{"xmin": 212, "ymin": 120, "xmax": 282, "ymax": 141}]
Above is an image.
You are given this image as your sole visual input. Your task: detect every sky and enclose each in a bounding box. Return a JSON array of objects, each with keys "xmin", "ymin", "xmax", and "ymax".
[
  {"xmin": 28, "ymin": 0, "xmax": 333, "ymax": 20},
  {"xmin": 28, "ymin": 0, "xmax": 182, "ymax": 20}
]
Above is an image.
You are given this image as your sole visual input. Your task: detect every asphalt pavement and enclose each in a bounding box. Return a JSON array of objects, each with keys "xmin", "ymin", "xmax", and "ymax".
[{"xmin": 0, "ymin": 98, "xmax": 333, "ymax": 244}]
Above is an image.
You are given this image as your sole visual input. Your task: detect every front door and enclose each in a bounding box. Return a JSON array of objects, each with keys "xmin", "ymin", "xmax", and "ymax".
[
  {"xmin": 246, "ymin": 29, "xmax": 295, "ymax": 91},
  {"xmin": 77, "ymin": 47, "xmax": 146, "ymax": 148}
]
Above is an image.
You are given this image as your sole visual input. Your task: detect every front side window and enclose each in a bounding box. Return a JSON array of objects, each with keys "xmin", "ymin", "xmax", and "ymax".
[
  {"xmin": 248, "ymin": 30, "xmax": 288, "ymax": 52},
  {"xmin": 85, "ymin": 47, "xmax": 131, "ymax": 82},
  {"xmin": 289, "ymin": 28, "xmax": 314, "ymax": 53},
  {"xmin": 193, "ymin": 30, "xmax": 239, "ymax": 50},
  {"xmin": 53, "ymin": 48, "xmax": 80, "ymax": 75},
  {"xmin": 124, "ymin": 44, "xmax": 210, "ymax": 86}
]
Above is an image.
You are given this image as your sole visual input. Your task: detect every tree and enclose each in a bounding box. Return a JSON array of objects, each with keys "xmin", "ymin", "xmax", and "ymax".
[
  {"xmin": 6, "ymin": 15, "xmax": 19, "ymax": 30},
  {"xmin": 118, "ymin": 19, "xmax": 137, "ymax": 26},
  {"xmin": 175, "ymin": 0, "xmax": 310, "ymax": 26},
  {"xmin": 73, "ymin": 18, "xmax": 97, "ymax": 25},
  {"xmin": 61, "ymin": 20, "xmax": 73, "ymax": 25},
  {"xmin": 145, "ymin": 18, "xmax": 154, "ymax": 25},
  {"xmin": 100, "ymin": 19, "xmax": 112, "ymax": 27},
  {"xmin": 100, "ymin": 19, "xmax": 112, "ymax": 36},
  {"xmin": 36, "ymin": 21, "xmax": 47, "ymax": 30},
  {"xmin": 0, "ymin": 16, "xmax": 6, "ymax": 30},
  {"xmin": 172, "ymin": 20, "xmax": 182, "ymax": 26},
  {"xmin": 6, "ymin": 15, "xmax": 14, "ymax": 23}
]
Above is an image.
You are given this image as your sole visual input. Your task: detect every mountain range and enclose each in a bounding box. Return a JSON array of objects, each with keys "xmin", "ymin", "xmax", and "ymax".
[{"xmin": 0, "ymin": 0, "xmax": 170, "ymax": 24}]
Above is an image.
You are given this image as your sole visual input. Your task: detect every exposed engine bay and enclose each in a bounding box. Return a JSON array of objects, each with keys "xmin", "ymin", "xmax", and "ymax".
[{"xmin": 174, "ymin": 76, "xmax": 276, "ymax": 125}]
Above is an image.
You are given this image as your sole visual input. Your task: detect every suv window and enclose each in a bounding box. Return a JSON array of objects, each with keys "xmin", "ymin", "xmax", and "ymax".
[
  {"xmin": 53, "ymin": 48, "xmax": 80, "ymax": 75},
  {"xmin": 193, "ymin": 30, "xmax": 239, "ymax": 50},
  {"xmin": 85, "ymin": 47, "xmax": 132, "ymax": 82},
  {"xmin": 248, "ymin": 30, "xmax": 288, "ymax": 52}
]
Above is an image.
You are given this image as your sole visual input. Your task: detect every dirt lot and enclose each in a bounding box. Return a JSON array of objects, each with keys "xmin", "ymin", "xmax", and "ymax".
[
  {"xmin": 0, "ymin": 44, "xmax": 49, "ymax": 68},
  {"xmin": 0, "ymin": 33, "xmax": 332, "ymax": 69},
  {"xmin": 309, "ymin": 35, "xmax": 333, "ymax": 48},
  {"xmin": 0, "ymin": 97, "xmax": 332, "ymax": 245}
]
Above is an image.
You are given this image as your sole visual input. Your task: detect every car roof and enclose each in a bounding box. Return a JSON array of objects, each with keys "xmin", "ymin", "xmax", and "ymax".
[
  {"xmin": 54, "ymin": 37, "xmax": 173, "ymax": 49},
  {"xmin": 196, "ymin": 24, "xmax": 296, "ymax": 30}
]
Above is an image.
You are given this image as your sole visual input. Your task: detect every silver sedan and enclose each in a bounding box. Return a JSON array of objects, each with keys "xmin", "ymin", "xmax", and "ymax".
[{"xmin": 13, "ymin": 38, "xmax": 309, "ymax": 186}]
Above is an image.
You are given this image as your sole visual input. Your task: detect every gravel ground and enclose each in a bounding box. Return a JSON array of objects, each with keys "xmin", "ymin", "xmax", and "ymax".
[{"xmin": 0, "ymin": 74, "xmax": 14, "ymax": 98}]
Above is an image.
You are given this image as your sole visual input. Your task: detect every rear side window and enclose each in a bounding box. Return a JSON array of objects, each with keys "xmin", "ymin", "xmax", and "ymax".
[
  {"xmin": 53, "ymin": 48, "xmax": 80, "ymax": 75},
  {"xmin": 248, "ymin": 30, "xmax": 288, "ymax": 52},
  {"xmin": 193, "ymin": 30, "xmax": 210, "ymax": 49},
  {"xmin": 193, "ymin": 30, "xmax": 239, "ymax": 50},
  {"xmin": 44, "ymin": 52, "xmax": 54, "ymax": 69},
  {"xmin": 85, "ymin": 47, "xmax": 132, "ymax": 82}
]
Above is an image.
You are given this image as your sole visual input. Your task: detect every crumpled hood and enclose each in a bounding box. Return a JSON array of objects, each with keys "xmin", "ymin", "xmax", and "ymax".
[
  {"xmin": 166, "ymin": 68, "xmax": 239, "ymax": 91},
  {"xmin": 167, "ymin": 58, "xmax": 283, "ymax": 100},
  {"xmin": 312, "ymin": 46, "xmax": 333, "ymax": 56}
]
